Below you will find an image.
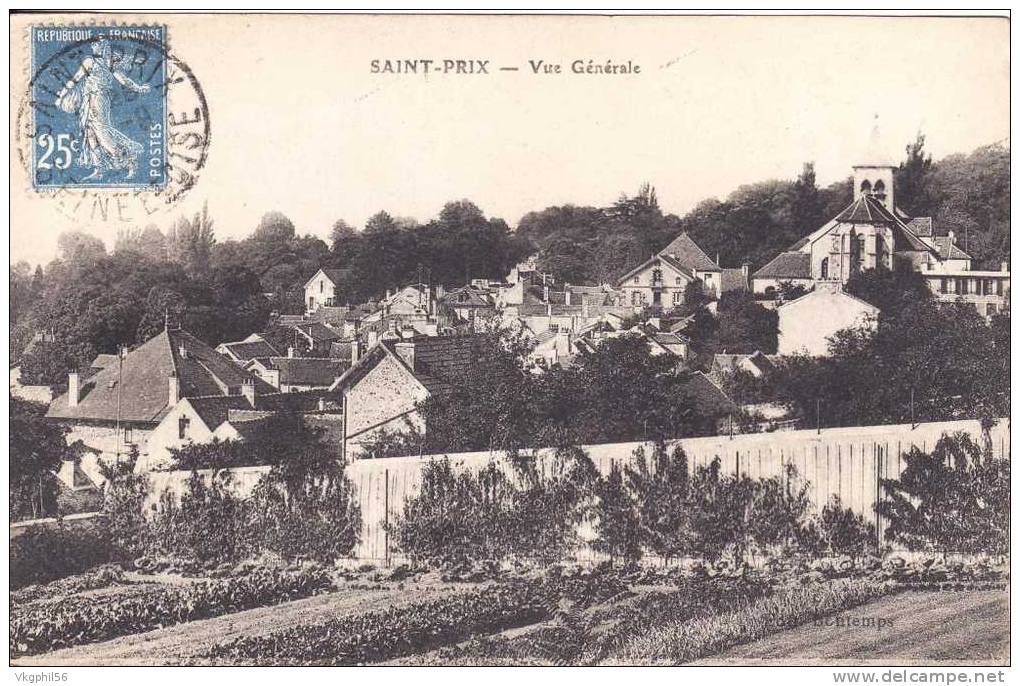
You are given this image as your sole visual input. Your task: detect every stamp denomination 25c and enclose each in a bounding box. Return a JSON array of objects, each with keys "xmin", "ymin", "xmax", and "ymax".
[{"xmin": 18, "ymin": 24, "xmax": 210, "ymax": 221}]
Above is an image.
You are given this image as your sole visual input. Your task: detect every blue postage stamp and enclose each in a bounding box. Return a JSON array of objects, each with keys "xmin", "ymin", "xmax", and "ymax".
[{"xmin": 30, "ymin": 25, "xmax": 168, "ymax": 190}]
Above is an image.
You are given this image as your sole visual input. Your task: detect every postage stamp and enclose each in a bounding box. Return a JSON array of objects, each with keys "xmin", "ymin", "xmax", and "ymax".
[{"xmin": 30, "ymin": 25, "xmax": 169, "ymax": 190}]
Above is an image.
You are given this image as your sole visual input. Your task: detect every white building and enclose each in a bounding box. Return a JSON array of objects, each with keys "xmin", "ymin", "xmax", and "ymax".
[{"xmin": 777, "ymin": 288, "xmax": 879, "ymax": 357}]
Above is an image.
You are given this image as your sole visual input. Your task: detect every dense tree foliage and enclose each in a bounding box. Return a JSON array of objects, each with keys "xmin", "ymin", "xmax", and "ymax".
[
  {"xmin": 10, "ymin": 397, "xmax": 74, "ymax": 519},
  {"xmin": 876, "ymin": 433, "xmax": 1009, "ymax": 555},
  {"xmin": 769, "ymin": 300, "xmax": 1009, "ymax": 428}
]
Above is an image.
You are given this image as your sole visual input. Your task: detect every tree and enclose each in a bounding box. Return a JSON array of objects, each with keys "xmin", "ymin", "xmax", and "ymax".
[
  {"xmin": 624, "ymin": 442, "xmax": 693, "ymax": 564},
  {"xmin": 894, "ymin": 132, "xmax": 935, "ymax": 217},
  {"xmin": 593, "ymin": 462, "xmax": 641, "ymax": 563},
  {"xmin": 818, "ymin": 496, "xmax": 877, "ymax": 560},
  {"xmin": 845, "ymin": 265, "xmax": 931, "ymax": 317},
  {"xmin": 715, "ymin": 291, "xmax": 779, "ymax": 354},
  {"xmin": 329, "ymin": 218, "xmax": 358, "ymax": 257},
  {"xmin": 57, "ymin": 231, "xmax": 106, "ymax": 267},
  {"xmin": 166, "ymin": 203, "xmax": 215, "ymax": 276},
  {"xmin": 791, "ymin": 162, "xmax": 824, "ymax": 233},
  {"xmin": 875, "ymin": 433, "xmax": 1008, "ymax": 556},
  {"xmin": 10, "ymin": 397, "xmax": 70, "ymax": 519},
  {"xmin": 253, "ymin": 211, "xmax": 296, "ymax": 243}
]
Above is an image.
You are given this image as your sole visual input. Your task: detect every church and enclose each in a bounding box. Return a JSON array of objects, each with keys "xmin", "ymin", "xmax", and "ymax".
[{"xmin": 752, "ymin": 141, "xmax": 1010, "ymax": 317}]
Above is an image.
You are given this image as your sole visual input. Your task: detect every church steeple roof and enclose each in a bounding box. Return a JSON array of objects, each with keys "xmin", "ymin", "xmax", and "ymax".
[
  {"xmin": 855, "ymin": 115, "xmax": 896, "ymax": 168},
  {"xmin": 834, "ymin": 194, "xmax": 899, "ymax": 224}
]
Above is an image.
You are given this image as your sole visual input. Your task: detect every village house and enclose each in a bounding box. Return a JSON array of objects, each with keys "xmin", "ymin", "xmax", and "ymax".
[
  {"xmin": 215, "ymin": 333, "xmax": 283, "ymax": 366},
  {"xmin": 331, "ymin": 334, "xmax": 481, "ymax": 460},
  {"xmin": 615, "ymin": 233, "xmax": 750, "ymax": 308},
  {"xmin": 711, "ymin": 351, "xmax": 776, "ymax": 378},
  {"xmin": 751, "ymin": 137, "xmax": 1009, "ymax": 316},
  {"xmin": 143, "ymin": 388, "xmax": 342, "ymax": 471},
  {"xmin": 45, "ymin": 327, "xmax": 279, "ymax": 480},
  {"xmin": 776, "ymin": 288, "xmax": 879, "ymax": 357},
  {"xmin": 246, "ymin": 354, "xmax": 349, "ymax": 392},
  {"xmin": 304, "ymin": 268, "xmax": 351, "ymax": 313}
]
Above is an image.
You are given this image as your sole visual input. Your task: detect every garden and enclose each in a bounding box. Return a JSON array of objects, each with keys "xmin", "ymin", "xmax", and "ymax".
[{"xmin": 9, "ymin": 432, "xmax": 1010, "ymax": 665}]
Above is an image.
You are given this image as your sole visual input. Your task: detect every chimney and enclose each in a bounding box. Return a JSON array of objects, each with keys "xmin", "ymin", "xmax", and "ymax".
[
  {"xmin": 168, "ymin": 372, "xmax": 180, "ymax": 406},
  {"xmin": 178, "ymin": 343, "xmax": 188, "ymax": 360},
  {"xmin": 394, "ymin": 340, "xmax": 415, "ymax": 368},
  {"xmin": 68, "ymin": 372, "xmax": 80, "ymax": 408},
  {"xmin": 287, "ymin": 346, "xmax": 296, "ymax": 358},
  {"xmin": 350, "ymin": 338, "xmax": 360, "ymax": 365},
  {"xmin": 367, "ymin": 330, "xmax": 378, "ymax": 347},
  {"xmin": 543, "ymin": 284, "xmax": 549, "ymax": 303},
  {"xmin": 547, "ymin": 303, "xmax": 552, "ymax": 317},
  {"xmin": 1001, "ymin": 261, "xmax": 1009, "ymax": 273},
  {"xmin": 241, "ymin": 377, "xmax": 256, "ymax": 408},
  {"xmin": 582, "ymin": 299, "xmax": 590, "ymax": 319},
  {"xmin": 564, "ymin": 285, "xmax": 571, "ymax": 306},
  {"xmin": 742, "ymin": 263, "xmax": 750, "ymax": 288}
]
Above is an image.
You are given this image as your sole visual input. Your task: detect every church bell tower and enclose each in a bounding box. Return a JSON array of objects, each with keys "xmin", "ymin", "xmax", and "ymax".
[{"xmin": 852, "ymin": 116, "xmax": 896, "ymax": 211}]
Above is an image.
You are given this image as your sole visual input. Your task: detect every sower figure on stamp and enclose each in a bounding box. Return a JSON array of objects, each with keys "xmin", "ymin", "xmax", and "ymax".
[{"xmin": 54, "ymin": 36, "xmax": 151, "ymax": 181}]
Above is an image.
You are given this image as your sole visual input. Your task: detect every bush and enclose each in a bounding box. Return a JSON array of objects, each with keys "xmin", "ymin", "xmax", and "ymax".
[
  {"xmin": 818, "ymin": 496, "xmax": 878, "ymax": 560},
  {"xmin": 10, "ymin": 522, "xmax": 113, "ymax": 590},
  {"xmin": 11, "ymin": 564, "xmax": 125, "ymax": 605},
  {"xmin": 388, "ymin": 448, "xmax": 600, "ymax": 566},
  {"xmin": 593, "ymin": 462, "xmax": 641, "ymax": 563},
  {"xmin": 10, "ymin": 568, "xmax": 331, "ymax": 656}
]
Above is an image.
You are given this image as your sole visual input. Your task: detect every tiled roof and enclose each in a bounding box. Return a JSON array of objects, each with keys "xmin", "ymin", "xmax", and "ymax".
[
  {"xmin": 270, "ymin": 357, "xmax": 348, "ymax": 386},
  {"xmin": 931, "ymin": 236, "xmax": 972, "ymax": 261},
  {"xmin": 221, "ymin": 339, "xmax": 281, "ymax": 362},
  {"xmin": 677, "ymin": 372, "xmax": 738, "ymax": 415},
  {"xmin": 190, "ymin": 390, "xmax": 337, "ymax": 432},
  {"xmin": 404, "ymin": 335, "xmax": 481, "ymax": 395},
  {"xmin": 296, "ymin": 322, "xmax": 343, "ymax": 343},
  {"xmin": 329, "ymin": 340, "xmax": 354, "ymax": 360},
  {"xmin": 752, "ymin": 252, "xmax": 812, "ymax": 279},
  {"xmin": 47, "ymin": 329, "xmax": 275, "ymax": 424},
  {"xmin": 659, "ymin": 254, "xmax": 696, "ymax": 279},
  {"xmin": 905, "ymin": 217, "xmax": 933, "ymax": 237},
  {"xmin": 834, "ymin": 195, "xmax": 899, "ymax": 224},
  {"xmin": 441, "ymin": 286, "xmax": 494, "ymax": 308},
  {"xmin": 321, "ymin": 268, "xmax": 351, "ymax": 285},
  {"xmin": 659, "ymin": 233, "xmax": 721, "ymax": 271}
]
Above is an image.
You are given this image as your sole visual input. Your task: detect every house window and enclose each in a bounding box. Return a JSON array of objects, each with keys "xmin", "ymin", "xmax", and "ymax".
[
  {"xmin": 633, "ymin": 276, "xmax": 640, "ymax": 284},
  {"xmin": 939, "ymin": 278, "xmax": 947, "ymax": 294},
  {"xmin": 549, "ymin": 323, "xmax": 560, "ymax": 333},
  {"xmin": 652, "ymin": 268, "xmax": 663, "ymax": 285},
  {"xmin": 178, "ymin": 416, "xmax": 190, "ymax": 440},
  {"xmin": 320, "ymin": 281, "xmax": 324, "ymax": 293},
  {"xmin": 675, "ymin": 277, "xmax": 683, "ymax": 285},
  {"xmin": 820, "ymin": 257, "xmax": 829, "ymax": 280},
  {"xmin": 672, "ymin": 290, "xmax": 682, "ymax": 305},
  {"xmin": 764, "ymin": 286, "xmax": 776, "ymax": 299},
  {"xmin": 123, "ymin": 427, "xmax": 132, "ymax": 443}
]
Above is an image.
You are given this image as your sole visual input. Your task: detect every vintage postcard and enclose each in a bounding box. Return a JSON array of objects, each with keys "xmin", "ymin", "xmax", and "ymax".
[{"xmin": 7, "ymin": 10, "xmax": 1011, "ymax": 677}]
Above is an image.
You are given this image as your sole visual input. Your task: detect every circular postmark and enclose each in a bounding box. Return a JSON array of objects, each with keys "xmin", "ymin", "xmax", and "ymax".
[{"xmin": 14, "ymin": 26, "xmax": 210, "ymax": 224}]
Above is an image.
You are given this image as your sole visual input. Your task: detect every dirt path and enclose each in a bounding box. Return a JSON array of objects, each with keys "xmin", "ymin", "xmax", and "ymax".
[
  {"xmin": 14, "ymin": 584, "xmax": 464, "ymax": 666},
  {"xmin": 691, "ymin": 589, "xmax": 1009, "ymax": 666}
]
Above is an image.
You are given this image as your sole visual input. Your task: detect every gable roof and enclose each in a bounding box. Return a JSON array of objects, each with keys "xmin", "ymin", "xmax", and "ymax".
[
  {"xmin": 296, "ymin": 322, "xmax": 344, "ymax": 343},
  {"xmin": 47, "ymin": 329, "xmax": 275, "ymax": 424},
  {"xmin": 269, "ymin": 357, "xmax": 349, "ymax": 386},
  {"xmin": 220, "ymin": 339, "xmax": 281, "ymax": 363},
  {"xmin": 752, "ymin": 252, "xmax": 812, "ymax": 280},
  {"xmin": 305, "ymin": 267, "xmax": 351, "ymax": 289},
  {"xmin": 659, "ymin": 233, "xmax": 721, "ymax": 271},
  {"xmin": 834, "ymin": 194, "xmax": 900, "ymax": 224},
  {"xmin": 931, "ymin": 235, "xmax": 972, "ymax": 261},
  {"xmin": 778, "ymin": 287, "xmax": 880, "ymax": 313},
  {"xmin": 614, "ymin": 253, "xmax": 695, "ymax": 286},
  {"xmin": 676, "ymin": 371, "xmax": 738, "ymax": 415},
  {"xmin": 905, "ymin": 217, "xmax": 933, "ymax": 237},
  {"xmin": 187, "ymin": 390, "xmax": 337, "ymax": 433}
]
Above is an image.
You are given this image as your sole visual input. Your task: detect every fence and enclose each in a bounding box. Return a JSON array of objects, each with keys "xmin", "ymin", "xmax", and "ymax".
[
  {"xmin": 126, "ymin": 418, "xmax": 1008, "ymax": 561},
  {"xmin": 345, "ymin": 418, "xmax": 1009, "ymax": 560}
]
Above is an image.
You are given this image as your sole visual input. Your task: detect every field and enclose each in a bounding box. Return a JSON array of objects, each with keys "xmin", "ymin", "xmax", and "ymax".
[{"xmin": 11, "ymin": 561, "xmax": 1009, "ymax": 666}]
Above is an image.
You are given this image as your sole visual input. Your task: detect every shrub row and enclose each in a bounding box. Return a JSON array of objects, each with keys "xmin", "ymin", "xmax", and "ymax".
[
  {"xmin": 10, "ymin": 522, "xmax": 113, "ymax": 590},
  {"xmin": 10, "ymin": 564, "xmax": 125, "ymax": 606},
  {"xmin": 211, "ymin": 581, "xmax": 556, "ymax": 665},
  {"xmin": 10, "ymin": 568, "xmax": 331, "ymax": 656}
]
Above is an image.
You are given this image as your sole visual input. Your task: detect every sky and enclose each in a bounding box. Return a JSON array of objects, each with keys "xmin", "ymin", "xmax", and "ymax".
[{"xmin": 8, "ymin": 14, "xmax": 1010, "ymax": 267}]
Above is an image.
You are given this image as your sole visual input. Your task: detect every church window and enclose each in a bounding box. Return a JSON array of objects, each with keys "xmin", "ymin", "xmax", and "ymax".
[
  {"xmin": 820, "ymin": 257, "xmax": 829, "ymax": 279},
  {"xmin": 860, "ymin": 180, "xmax": 872, "ymax": 195},
  {"xmin": 873, "ymin": 180, "xmax": 886, "ymax": 196}
]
